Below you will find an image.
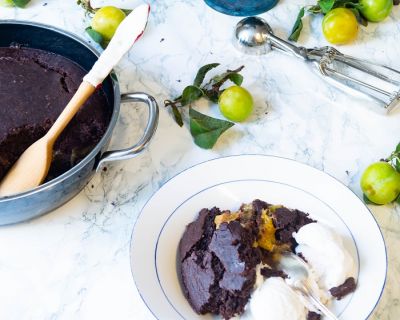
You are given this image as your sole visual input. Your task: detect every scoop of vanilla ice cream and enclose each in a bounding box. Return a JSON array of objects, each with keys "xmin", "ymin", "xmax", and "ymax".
[
  {"xmin": 249, "ymin": 277, "xmax": 308, "ymax": 320},
  {"xmin": 294, "ymin": 222, "xmax": 355, "ymax": 291}
]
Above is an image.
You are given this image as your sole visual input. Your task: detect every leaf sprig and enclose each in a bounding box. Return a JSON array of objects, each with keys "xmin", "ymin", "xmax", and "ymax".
[
  {"xmin": 164, "ymin": 63, "xmax": 245, "ymax": 149},
  {"xmin": 85, "ymin": 26, "xmax": 107, "ymax": 48},
  {"xmin": 364, "ymin": 142, "xmax": 400, "ymax": 205},
  {"xmin": 289, "ymin": 0, "xmax": 367, "ymax": 42},
  {"xmin": 77, "ymin": 0, "xmax": 96, "ymax": 14},
  {"xmin": 386, "ymin": 142, "xmax": 400, "ymax": 205},
  {"xmin": 165, "ymin": 63, "xmax": 244, "ymax": 126},
  {"xmin": 385, "ymin": 142, "xmax": 400, "ymax": 174}
]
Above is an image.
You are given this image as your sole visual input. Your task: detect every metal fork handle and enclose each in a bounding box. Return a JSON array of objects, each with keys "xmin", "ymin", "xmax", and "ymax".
[{"xmin": 300, "ymin": 283, "xmax": 339, "ymax": 320}]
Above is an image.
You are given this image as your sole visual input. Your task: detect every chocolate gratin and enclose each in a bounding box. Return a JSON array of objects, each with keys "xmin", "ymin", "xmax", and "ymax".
[{"xmin": 0, "ymin": 47, "xmax": 111, "ymax": 182}]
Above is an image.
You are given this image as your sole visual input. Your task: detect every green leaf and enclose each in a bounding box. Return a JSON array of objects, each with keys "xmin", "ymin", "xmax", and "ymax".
[
  {"xmin": 12, "ymin": 0, "xmax": 30, "ymax": 7},
  {"xmin": 85, "ymin": 27, "xmax": 104, "ymax": 45},
  {"xmin": 318, "ymin": 0, "xmax": 335, "ymax": 13},
  {"xmin": 122, "ymin": 9, "xmax": 132, "ymax": 15},
  {"xmin": 289, "ymin": 7, "xmax": 305, "ymax": 42},
  {"xmin": 396, "ymin": 142, "xmax": 400, "ymax": 153},
  {"xmin": 228, "ymin": 73, "xmax": 243, "ymax": 86},
  {"xmin": 333, "ymin": 0, "xmax": 363, "ymax": 10},
  {"xmin": 210, "ymin": 67, "xmax": 244, "ymax": 88},
  {"xmin": 171, "ymin": 105, "xmax": 184, "ymax": 127},
  {"xmin": 189, "ymin": 108, "xmax": 234, "ymax": 149},
  {"xmin": 350, "ymin": 8, "xmax": 368, "ymax": 26},
  {"xmin": 193, "ymin": 63, "xmax": 220, "ymax": 87},
  {"xmin": 396, "ymin": 194, "xmax": 400, "ymax": 205},
  {"xmin": 181, "ymin": 85, "xmax": 204, "ymax": 106},
  {"xmin": 394, "ymin": 158, "xmax": 400, "ymax": 173}
]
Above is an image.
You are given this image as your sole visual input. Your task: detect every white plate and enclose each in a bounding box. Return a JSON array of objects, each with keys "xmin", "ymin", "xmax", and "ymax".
[{"xmin": 130, "ymin": 155, "xmax": 387, "ymax": 320}]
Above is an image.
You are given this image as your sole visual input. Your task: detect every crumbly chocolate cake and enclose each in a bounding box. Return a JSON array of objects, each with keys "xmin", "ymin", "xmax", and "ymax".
[
  {"xmin": 179, "ymin": 199, "xmax": 357, "ymax": 319},
  {"xmin": 178, "ymin": 199, "xmax": 315, "ymax": 319},
  {"xmin": 330, "ymin": 277, "xmax": 357, "ymax": 300},
  {"xmin": 179, "ymin": 207, "xmax": 260, "ymax": 319},
  {"xmin": 0, "ymin": 47, "xmax": 111, "ymax": 182},
  {"xmin": 307, "ymin": 311, "xmax": 322, "ymax": 320},
  {"xmin": 260, "ymin": 266, "xmax": 287, "ymax": 279}
]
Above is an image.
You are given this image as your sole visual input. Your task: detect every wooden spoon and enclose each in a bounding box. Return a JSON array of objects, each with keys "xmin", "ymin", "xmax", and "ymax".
[{"xmin": 0, "ymin": 4, "xmax": 150, "ymax": 197}]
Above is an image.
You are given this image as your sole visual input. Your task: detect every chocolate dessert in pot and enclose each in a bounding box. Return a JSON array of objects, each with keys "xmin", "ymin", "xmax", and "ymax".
[{"xmin": 0, "ymin": 47, "xmax": 111, "ymax": 182}]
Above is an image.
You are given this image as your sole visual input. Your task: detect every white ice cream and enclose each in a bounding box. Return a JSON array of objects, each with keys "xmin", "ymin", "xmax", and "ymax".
[
  {"xmin": 293, "ymin": 222, "xmax": 355, "ymax": 291},
  {"xmin": 248, "ymin": 277, "xmax": 308, "ymax": 320},
  {"xmin": 237, "ymin": 222, "xmax": 355, "ymax": 320}
]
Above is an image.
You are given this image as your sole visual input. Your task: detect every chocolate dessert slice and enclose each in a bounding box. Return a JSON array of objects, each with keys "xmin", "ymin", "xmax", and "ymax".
[
  {"xmin": 179, "ymin": 207, "xmax": 261, "ymax": 319},
  {"xmin": 179, "ymin": 200, "xmax": 355, "ymax": 319},
  {"xmin": 178, "ymin": 200, "xmax": 316, "ymax": 319},
  {"xmin": 0, "ymin": 47, "xmax": 111, "ymax": 182}
]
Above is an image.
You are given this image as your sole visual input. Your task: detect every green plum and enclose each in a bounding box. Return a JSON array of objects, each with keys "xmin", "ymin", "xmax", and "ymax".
[
  {"xmin": 218, "ymin": 86, "xmax": 254, "ymax": 122},
  {"xmin": 0, "ymin": 0, "xmax": 14, "ymax": 6},
  {"xmin": 322, "ymin": 8, "xmax": 359, "ymax": 45},
  {"xmin": 359, "ymin": 0, "xmax": 393, "ymax": 22},
  {"xmin": 361, "ymin": 161, "xmax": 400, "ymax": 205},
  {"xmin": 91, "ymin": 6, "xmax": 126, "ymax": 41}
]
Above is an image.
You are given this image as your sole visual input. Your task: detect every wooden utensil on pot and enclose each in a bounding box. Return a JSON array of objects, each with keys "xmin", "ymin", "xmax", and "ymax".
[{"xmin": 0, "ymin": 4, "xmax": 150, "ymax": 196}]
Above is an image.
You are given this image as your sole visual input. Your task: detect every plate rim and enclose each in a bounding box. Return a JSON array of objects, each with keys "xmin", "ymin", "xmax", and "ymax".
[{"xmin": 130, "ymin": 154, "xmax": 388, "ymax": 320}]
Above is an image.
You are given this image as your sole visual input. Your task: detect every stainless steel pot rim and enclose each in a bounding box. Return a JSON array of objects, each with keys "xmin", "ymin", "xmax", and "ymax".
[{"xmin": 0, "ymin": 20, "xmax": 121, "ymax": 202}]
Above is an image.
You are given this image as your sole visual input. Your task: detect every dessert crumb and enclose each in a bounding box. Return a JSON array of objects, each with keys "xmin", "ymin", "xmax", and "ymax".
[
  {"xmin": 307, "ymin": 311, "xmax": 321, "ymax": 320},
  {"xmin": 330, "ymin": 277, "xmax": 356, "ymax": 300}
]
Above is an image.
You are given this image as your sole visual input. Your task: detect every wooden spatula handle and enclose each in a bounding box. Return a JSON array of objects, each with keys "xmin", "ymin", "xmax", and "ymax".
[{"xmin": 46, "ymin": 81, "xmax": 96, "ymax": 144}]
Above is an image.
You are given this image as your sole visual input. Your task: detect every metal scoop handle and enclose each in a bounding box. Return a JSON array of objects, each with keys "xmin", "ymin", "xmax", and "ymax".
[{"xmin": 267, "ymin": 33, "xmax": 308, "ymax": 61}]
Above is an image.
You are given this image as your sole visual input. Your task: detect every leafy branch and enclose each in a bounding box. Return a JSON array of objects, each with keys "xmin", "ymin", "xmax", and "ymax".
[
  {"xmin": 164, "ymin": 63, "xmax": 245, "ymax": 149},
  {"xmin": 289, "ymin": 0, "xmax": 368, "ymax": 42},
  {"xmin": 365, "ymin": 142, "xmax": 400, "ymax": 205},
  {"xmin": 388, "ymin": 142, "xmax": 400, "ymax": 205},
  {"xmin": 164, "ymin": 63, "xmax": 244, "ymax": 126},
  {"xmin": 77, "ymin": 0, "xmax": 96, "ymax": 14},
  {"xmin": 385, "ymin": 142, "xmax": 400, "ymax": 173}
]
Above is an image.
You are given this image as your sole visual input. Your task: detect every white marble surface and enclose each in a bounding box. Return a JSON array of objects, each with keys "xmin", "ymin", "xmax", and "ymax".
[{"xmin": 0, "ymin": 0, "xmax": 400, "ymax": 319}]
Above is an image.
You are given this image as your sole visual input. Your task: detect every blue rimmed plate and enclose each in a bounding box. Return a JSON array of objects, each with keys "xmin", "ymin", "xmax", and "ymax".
[{"xmin": 130, "ymin": 155, "xmax": 387, "ymax": 319}]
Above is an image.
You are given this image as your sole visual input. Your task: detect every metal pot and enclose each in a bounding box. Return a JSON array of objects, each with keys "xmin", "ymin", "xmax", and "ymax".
[{"xmin": 0, "ymin": 21, "xmax": 159, "ymax": 225}]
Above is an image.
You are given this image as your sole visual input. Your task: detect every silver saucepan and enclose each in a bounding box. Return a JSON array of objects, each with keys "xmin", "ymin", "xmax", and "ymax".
[{"xmin": 0, "ymin": 21, "xmax": 159, "ymax": 225}]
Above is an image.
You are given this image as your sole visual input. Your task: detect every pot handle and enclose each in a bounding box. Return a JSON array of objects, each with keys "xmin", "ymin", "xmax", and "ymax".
[{"xmin": 96, "ymin": 92, "xmax": 159, "ymax": 170}]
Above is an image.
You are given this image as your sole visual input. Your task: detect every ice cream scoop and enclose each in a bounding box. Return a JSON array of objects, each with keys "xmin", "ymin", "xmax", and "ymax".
[
  {"xmin": 294, "ymin": 222, "xmax": 355, "ymax": 290},
  {"xmin": 249, "ymin": 277, "xmax": 308, "ymax": 320},
  {"xmin": 234, "ymin": 16, "xmax": 400, "ymax": 113}
]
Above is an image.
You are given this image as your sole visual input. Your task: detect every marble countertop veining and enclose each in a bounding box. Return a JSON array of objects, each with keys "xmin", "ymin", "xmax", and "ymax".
[{"xmin": 0, "ymin": 0, "xmax": 400, "ymax": 319}]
